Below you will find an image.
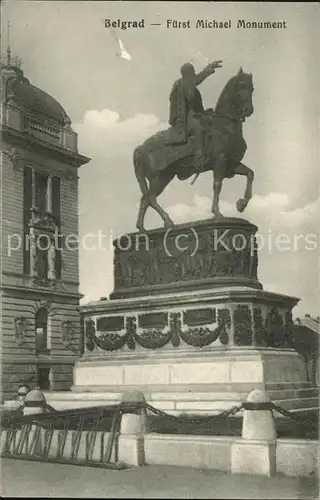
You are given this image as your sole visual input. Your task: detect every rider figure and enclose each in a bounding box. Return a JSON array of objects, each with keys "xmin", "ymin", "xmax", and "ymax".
[{"xmin": 168, "ymin": 60, "xmax": 223, "ymax": 172}]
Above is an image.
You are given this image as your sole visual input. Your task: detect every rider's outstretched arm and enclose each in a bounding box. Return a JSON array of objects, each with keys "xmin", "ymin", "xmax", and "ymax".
[{"xmin": 195, "ymin": 61, "xmax": 223, "ymax": 86}]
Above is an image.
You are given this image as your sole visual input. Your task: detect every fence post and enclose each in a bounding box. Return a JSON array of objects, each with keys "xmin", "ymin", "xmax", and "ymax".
[
  {"xmin": 17, "ymin": 385, "xmax": 31, "ymax": 402},
  {"xmin": 22, "ymin": 389, "xmax": 47, "ymax": 455},
  {"xmin": 23, "ymin": 390, "xmax": 47, "ymax": 416},
  {"xmin": 117, "ymin": 391, "xmax": 147, "ymax": 466},
  {"xmin": 231, "ymin": 389, "xmax": 277, "ymax": 477}
]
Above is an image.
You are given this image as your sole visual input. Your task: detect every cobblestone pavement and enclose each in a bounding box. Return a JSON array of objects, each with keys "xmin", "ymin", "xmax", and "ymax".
[{"xmin": 1, "ymin": 459, "xmax": 318, "ymax": 499}]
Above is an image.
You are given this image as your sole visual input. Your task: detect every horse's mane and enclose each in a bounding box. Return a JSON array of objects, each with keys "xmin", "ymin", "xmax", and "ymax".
[{"xmin": 214, "ymin": 75, "xmax": 238, "ymax": 112}]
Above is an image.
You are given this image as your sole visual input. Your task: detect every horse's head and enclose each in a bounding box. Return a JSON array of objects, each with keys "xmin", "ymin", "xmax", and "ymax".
[
  {"xmin": 233, "ymin": 67, "xmax": 254, "ymax": 120},
  {"xmin": 215, "ymin": 68, "xmax": 254, "ymax": 122}
]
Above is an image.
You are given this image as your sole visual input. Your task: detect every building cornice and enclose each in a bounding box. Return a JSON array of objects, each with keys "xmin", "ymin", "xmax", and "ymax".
[
  {"xmin": 2, "ymin": 125, "xmax": 90, "ymax": 168},
  {"xmin": 1, "ymin": 283, "xmax": 83, "ymax": 301},
  {"xmin": 79, "ymin": 288, "xmax": 300, "ymax": 315}
]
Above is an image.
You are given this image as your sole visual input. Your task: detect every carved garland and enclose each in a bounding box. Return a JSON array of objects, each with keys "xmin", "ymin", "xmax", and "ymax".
[
  {"xmin": 179, "ymin": 308, "xmax": 219, "ymax": 348},
  {"xmin": 93, "ymin": 328, "xmax": 129, "ymax": 352},
  {"xmin": 179, "ymin": 325, "xmax": 221, "ymax": 347},
  {"xmin": 125, "ymin": 316, "xmax": 170, "ymax": 350},
  {"xmin": 86, "ymin": 308, "xmax": 232, "ymax": 351}
]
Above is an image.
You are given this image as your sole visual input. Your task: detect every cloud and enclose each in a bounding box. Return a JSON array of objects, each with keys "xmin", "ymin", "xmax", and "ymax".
[
  {"xmin": 166, "ymin": 192, "xmax": 319, "ymax": 232},
  {"xmin": 74, "ymin": 109, "xmax": 166, "ymax": 157},
  {"xmin": 167, "ymin": 194, "xmax": 234, "ymax": 221}
]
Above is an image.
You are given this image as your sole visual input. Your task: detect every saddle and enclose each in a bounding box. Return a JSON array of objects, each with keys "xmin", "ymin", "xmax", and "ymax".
[{"xmin": 146, "ymin": 130, "xmax": 195, "ymax": 174}]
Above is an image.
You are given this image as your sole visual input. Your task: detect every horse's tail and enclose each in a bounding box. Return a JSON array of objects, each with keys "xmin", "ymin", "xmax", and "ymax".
[{"xmin": 133, "ymin": 145, "xmax": 149, "ymax": 196}]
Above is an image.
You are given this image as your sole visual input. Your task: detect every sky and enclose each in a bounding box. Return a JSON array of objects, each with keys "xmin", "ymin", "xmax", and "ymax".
[{"xmin": 2, "ymin": 1, "xmax": 319, "ymax": 317}]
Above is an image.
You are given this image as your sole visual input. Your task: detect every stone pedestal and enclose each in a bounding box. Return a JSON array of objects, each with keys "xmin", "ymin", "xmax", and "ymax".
[
  {"xmin": 117, "ymin": 391, "xmax": 146, "ymax": 466},
  {"xmin": 231, "ymin": 389, "xmax": 277, "ymax": 477},
  {"xmin": 111, "ymin": 217, "xmax": 261, "ymax": 299},
  {"xmin": 71, "ymin": 218, "xmax": 313, "ymax": 413}
]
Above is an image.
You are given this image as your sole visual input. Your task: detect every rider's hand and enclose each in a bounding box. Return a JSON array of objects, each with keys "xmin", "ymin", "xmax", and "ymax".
[{"xmin": 209, "ymin": 60, "xmax": 223, "ymax": 71}]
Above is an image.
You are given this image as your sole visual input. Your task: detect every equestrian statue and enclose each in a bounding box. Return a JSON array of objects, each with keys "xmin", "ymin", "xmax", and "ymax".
[{"xmin": 133, "ymin": 60, "xmax": 254, "ymax": 232}]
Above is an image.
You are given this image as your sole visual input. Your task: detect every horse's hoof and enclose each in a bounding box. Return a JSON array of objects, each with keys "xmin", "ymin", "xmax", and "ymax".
[
  {"xmin": 212, "ymin": 213, "xmax": 224, "ymax": 219},
  {"xmin": 211, "ymin": 206, "xmax": 223, "ymax": 218},
  {"xmin": 236, "ymin": 198, "xmax": 248, "ymax": 213},
  {"xmin": 164, "ymin": 220, "xmax": 175, "ymax": 230}
]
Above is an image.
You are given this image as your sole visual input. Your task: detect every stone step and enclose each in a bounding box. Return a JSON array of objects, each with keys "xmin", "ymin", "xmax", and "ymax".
[{"xmin": 273, "ymin": 397, "xmax": 319, "ymax": 411}]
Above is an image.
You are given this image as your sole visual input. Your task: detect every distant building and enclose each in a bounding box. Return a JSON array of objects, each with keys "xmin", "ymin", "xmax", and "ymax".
[
  {"xmin": 294, "ymin": 314, "xmax": 320, "ymax": 333},
  {"xmin": 293, "ymin": 314, "xmax": 319, "ymax": 386},
  {"xmin": 1, "ymin": 51, "xmax": 90, "ymax": 400}
]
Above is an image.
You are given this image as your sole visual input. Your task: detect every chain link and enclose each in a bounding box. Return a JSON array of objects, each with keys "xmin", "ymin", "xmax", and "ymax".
[
  {"xmin": 271, "ymin": 403, "xmax": 318, "ymax": 430},
  {"xmin": 2, "ymin": 397, "xmax": 317, "ymax": 432},
  {"xmin": 145, "ymin": 402, "xmax": 243, "ymax": 424}
]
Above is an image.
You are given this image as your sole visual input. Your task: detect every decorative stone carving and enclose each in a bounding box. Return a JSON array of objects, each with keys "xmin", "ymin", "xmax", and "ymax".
[
  {"xmin": 85, "ymin": 301, "xmax": 271, "ymax": 352},
  {"xmin": 60, "ymin": 320, "xmax": 73, "ymax": 348},
  {"xmin": 27, "ymin": 210, "xmax": 60, "ymax": 285},
  {"xmin": 180, "ymin": 308, "xmax": 220, "ymax": 347},
  {"xmin": 249, "ymin": 237, "xmax": 259, "ymax": 278},
  {"xmin": 94, "ymin": 328, "xmax": 128, "ymax": 352},
  {"xmin": 265, "ymin": 307, "xmax": 286, "ymax": 348},
  {"xmin": 97, "ymin": 316, "xmax": 124, "ymax": 332},
  {"xmin": 85, "ymin": 319, "xmax": 95, "ymax": 352},
  {"xmin": 234, "ymin": 305, "xmax": 253, "ymax": 346},
  {"xmin": 170, "ymin": 312, "xmax": 181, "ymax": 347},
  {"xmin": 134, "ymin": 327, "xmax": 173, "ymax": 349},
  {"xmin": 111, "ymin": 218, "xmax": 262, "ymax": 299},
  {"xmin": 138, "ymin": 312, "xmax": 168, "ymax": 329},
  {"xmin": 179, "ymin": 325, "xmax": 221, "ymax": 348},
  {"xmin": 38, "ymin": 300, "xmax": 52, "ymax": 310},
  {"xmin": 3, "ymin": 146, "xmax": 25, "ymax": 171},
  {"xmin": 14, "ymin": 316, "xmax": 28, "ymax": 345},
  {"xmin": 217, "ymin": 308, "xmax": 231, "ymax": 345},
  {"xmin": 130, "ymin": 313, "xmax": 172, "ymax": 350},
  {"xmin": 253, "ymin": 308, "xmax": 268, "ymax": 346},
  {"xmin": 126, "ymin": 316, "xmax": 137, "ymax": 350},
  {"xmin": 29, "ymin": 208, "xmax": 57, "ymax": 232},
  {"xmin": 284, "ymin": 310, "xmax": 295, "ymax": 347},
  {"xmin": 183, "ymin": 308, "xmax": 216, "ymax": 327}
]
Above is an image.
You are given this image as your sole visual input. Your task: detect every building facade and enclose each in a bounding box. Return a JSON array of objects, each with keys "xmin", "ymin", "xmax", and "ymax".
[
  {"xmin": 293, "ymin": 314, "xmax": 319, "ymax": 386},
  {"xmin": 1, "ymin": 54, "xmax": 90, "ymax": 400}
]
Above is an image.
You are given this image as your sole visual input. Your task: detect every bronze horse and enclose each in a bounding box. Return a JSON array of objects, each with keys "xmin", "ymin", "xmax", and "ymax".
[{"xmin": 133, "ymin": 68, "xmax": 254, "ymax": 232}]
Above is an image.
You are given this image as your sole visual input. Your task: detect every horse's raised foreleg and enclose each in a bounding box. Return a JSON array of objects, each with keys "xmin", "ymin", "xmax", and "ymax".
[
  {"xmin": 212, "ymin": 175, "xmax": 223, "ymax": 217},
  {"xmin": 211, "ymin": 154, "xmax": 226, "ymax": 217},
  {"xmin": 233, "ymin": 163, "xmax": 254, "ymax": 213}
]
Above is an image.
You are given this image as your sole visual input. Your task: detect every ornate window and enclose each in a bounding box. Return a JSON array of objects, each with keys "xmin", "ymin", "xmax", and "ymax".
[
  {"xmin": 35, "ymin": 171, "xmax": 48, "ymax": 215},
  {"xmin": 23, "ymin": 166, "xmax": 61, "ymax": 281},
  {"xmin": 35, "ymin": 307, "xmax": 49, "ymax": 353}
]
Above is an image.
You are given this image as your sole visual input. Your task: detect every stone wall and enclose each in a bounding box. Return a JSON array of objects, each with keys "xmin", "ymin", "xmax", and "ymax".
[{"xmin": 1, "ymin": 291, "xmax": 81, "ymax": 399}]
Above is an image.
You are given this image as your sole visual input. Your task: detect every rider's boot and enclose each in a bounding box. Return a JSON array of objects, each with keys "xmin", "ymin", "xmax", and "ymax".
[
  {"xmin": 193, "ymin": 125, "xmax": 205, "ymax": 172},
  {"xmin": 194, "ymin": 155, "xmax": 203, "ymax": 173}
]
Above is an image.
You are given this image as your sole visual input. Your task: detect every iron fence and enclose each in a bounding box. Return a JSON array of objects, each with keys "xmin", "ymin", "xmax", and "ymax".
[{"xmin": 1, "ymin": 398, "xmax": 318, "ymax": 469}]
